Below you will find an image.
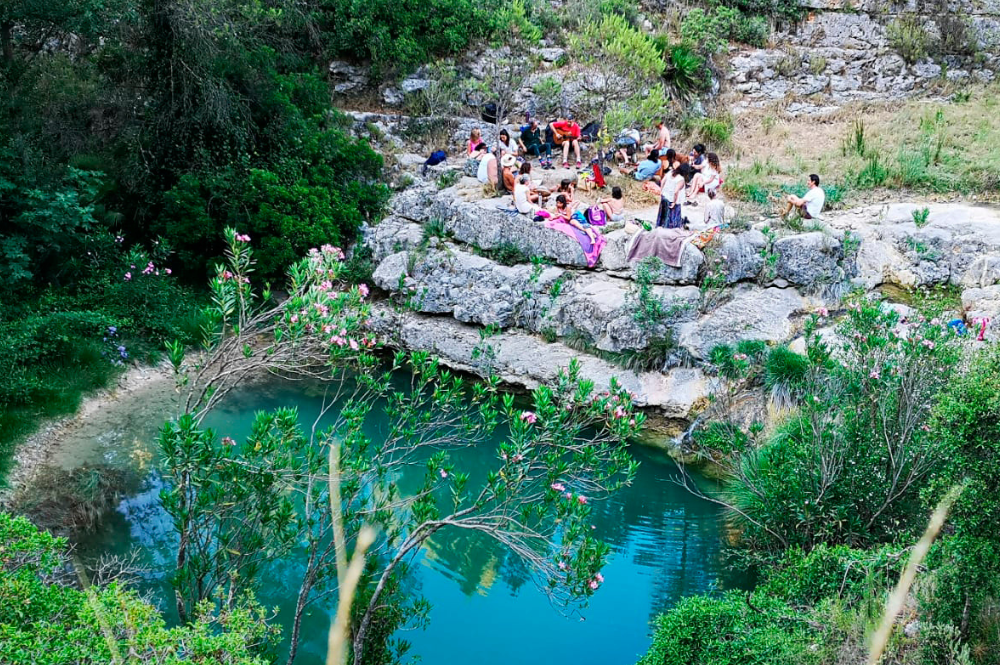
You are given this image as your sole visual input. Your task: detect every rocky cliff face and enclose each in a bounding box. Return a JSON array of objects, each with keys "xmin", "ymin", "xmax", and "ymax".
[
  {"xmin": 728, "ymin": 0, "xmax": 1000, "ymax": 113},
  {"xmin": 362, "ymin": 182, "xmax": 1000, "ymax": 429}
]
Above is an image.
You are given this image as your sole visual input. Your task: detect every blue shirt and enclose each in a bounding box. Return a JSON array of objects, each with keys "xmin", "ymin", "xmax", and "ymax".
[{"xmin": 635, "ymin": 160, "xmax": 659, "ymax": 181}]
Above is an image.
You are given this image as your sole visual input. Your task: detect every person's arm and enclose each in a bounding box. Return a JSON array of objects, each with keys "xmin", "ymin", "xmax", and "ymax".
[{"xmin": 673, "ymin": 178, "xmax": 684, "ymax": 205}]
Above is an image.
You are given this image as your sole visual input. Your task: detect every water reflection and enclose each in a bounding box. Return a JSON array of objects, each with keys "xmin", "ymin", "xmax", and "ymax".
[{"xmin": 77, "ymin": 380, "xmax": 736, "ymax": 665}]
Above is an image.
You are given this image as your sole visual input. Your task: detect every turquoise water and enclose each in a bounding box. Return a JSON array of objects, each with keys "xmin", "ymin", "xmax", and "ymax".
[{"xmin": 79, "ymin": 379, "xmax": 736, "ymax": 665}]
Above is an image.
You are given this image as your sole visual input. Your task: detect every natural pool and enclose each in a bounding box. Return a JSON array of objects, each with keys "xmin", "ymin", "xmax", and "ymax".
[{"xmin": 73, "ymin": 377, "xmax": 737, "ymax": 665}]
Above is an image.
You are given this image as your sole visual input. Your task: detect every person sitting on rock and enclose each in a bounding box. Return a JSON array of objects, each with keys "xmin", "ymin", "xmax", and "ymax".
[
  {"xmin": 654, "ymin": 119, "xmax": 671, "ymax": 151},
  {"xmin": 782, "ymin": 173, "xmax": 826, "ymax": 220},
  {"xmin": 689, "ymin": 143, "xmax": 707, "ymax": 173},
  {"xmin": 556, "ymin": 178, "xmax": 580, "ymax": 210},
  {"xmin": 468, "ymin": 128, "xmax": 483, "ymax": 156},
  {"xmin": 519, "ymin": 162, "xmax": 550, "ymax": 205},
  {"xmin": 498, "ymin": 128, "xmax": 519, "ymax": 159},
  {"xmin": 634, "ymin": 149, "xmax": 660, "ymax": 182},
  {"xmin": 476, "ymin": 146, "xmax": 498, "ymax": 188},
  {"xmin": 500, "ymin": 154, "xmax": 518, "ymax": 194},
  {"xmin": 550, "ymin": 194, "xmax": 598, "ymax": 244},
  {"xmin": 597, "ymin": 186, "xmax": 625, "ymax": 222},
  {"xmin": 551, "ymin": 116, "xmax": 583, "ymax": 169},
  {"xmin": 686, "ymin": 152, "xmax": 723, "ymax": 202},
  {"xmin": 514, "ymin": 174, "xmax": 540, "ymax": 215},
  {"xmin": 704, "ymin": 188, "xmax": 725, "ymax": 227},
  {"xmin": 518, "ymin": 119, "xmax": 553, "ymax": 169},
  {"xmin": 615, "ymin": 128, "xmax": 642, "ymax": 166}
]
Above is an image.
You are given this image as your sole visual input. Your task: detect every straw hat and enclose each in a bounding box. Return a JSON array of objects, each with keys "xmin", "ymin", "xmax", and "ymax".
[{"xmin": 500, "ymin": 154, "xmax": 517, "ymax": 168}]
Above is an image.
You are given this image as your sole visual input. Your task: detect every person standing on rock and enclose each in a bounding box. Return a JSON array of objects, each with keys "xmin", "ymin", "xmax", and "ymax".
[{"xmin": 783, "ymin": 173, "xmax": 826, "ymax": 221}]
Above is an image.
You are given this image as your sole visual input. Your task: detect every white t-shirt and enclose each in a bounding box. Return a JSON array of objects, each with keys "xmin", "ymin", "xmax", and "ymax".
[
  {"xmin": 513, "ymin": 183, "xmax": 533, "ymax": 214},
  {"xmin": 703, "ymin": 165, "xmax": 720, "ymax": 190},
  {"xmin": 477, "ymin": 153, "xmax": 496, "ymax": 184},
  {"xmin": 705, "ymin": 199, "xmax": 725, "ymax": 226},
  {"xmin": 803, "ymin": 185, "xmax": 825, "ymax": 218},
  {"xmin": 667, "ymin": 174, "xmax": 687, "ymax": 205}
]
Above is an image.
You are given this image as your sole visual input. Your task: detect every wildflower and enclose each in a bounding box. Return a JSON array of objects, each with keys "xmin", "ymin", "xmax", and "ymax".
[
  {"xmin": 817, "ymin": 307, "xmax": 829, "ymax": 317},
  {"xmin": 513, "ymin": 453, "xmax": 523, "ymax": 462},
  {"xmin": 595, "ymin": 572, "xmax": 604, "ymax": 583},
  {"xmin": 124, "ymin": 272, "xmax": 132, "ymax": 281},
  {"xmin": 869, "ymin": 370, "xmax": 880, "ymax": 380},
  {"xmin": 520, "ymin": 411, "xmax": 537, "ymax": 424},
  {"xmin": 235, "ymin": 233, "xmax": 251, "ymax": 242},
  {"xmin": 290, "ymin": 314, "xmax": 299, "ymax": 324},
  {"xmin": 165, "ymin": 268, "xmax": 172, "ymax": 275},
  {"xmin": 349, "ymin": 339, "xmax": 359, "ymax": 351},
  {"xmin": 565, "ymin": 492, "xmax": 573, "ymax": 500},
  {"xmin": 589, "ymin": 580, "xmax": 599, "ymax": 590},
  {"xmin": 115, "ymin": 235, "xmax": 124, "ymax": 243},
  {"xmin": 613, "ymin": 406, "xmax": 626, "ymax": 419},
  {"xmin": 733, "ymin": 353, "xmax": 748, "ymax": 361},
  {"xmin": 222, "ymin": 270, "xmax": 234, "ymax": 281},
  {"xmin": 558, "ymin": 561, "xmax": 567, "ymax": 570},
  {"xmin": 577, "ymin": 495, "xmax": 588, "ymax": 505},
  {"xmin": 358, "ymin": 283, "xmax": 370, "ymax": 298},
  {"xmin": 550, "ymin": 482, "xmax": 566, "ymax": 492},
  {"xmin": 439, "ymin": 469, "xmax": 448, "ymax": 479},
  {"xmin": 107, "ymin": 326, "xmax": 117, "ymax": 335},
  {"xmin": 221, "ymin": 437, "xmax": 236, "ymax": 446}
]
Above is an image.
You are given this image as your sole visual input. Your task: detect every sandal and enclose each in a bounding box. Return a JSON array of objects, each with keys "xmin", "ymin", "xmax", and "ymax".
[{"xmin": 563, "ymin": 162, "xmax": 569, "ymax": 169}]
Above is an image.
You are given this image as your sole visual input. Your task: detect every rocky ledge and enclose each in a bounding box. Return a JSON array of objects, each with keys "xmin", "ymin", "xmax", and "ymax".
[{"xmin": 364, "ymin": 187, "xmax": 1000, "ymax": 421}]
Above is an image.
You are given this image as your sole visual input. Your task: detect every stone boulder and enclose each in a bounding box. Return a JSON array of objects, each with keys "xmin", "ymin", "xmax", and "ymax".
[
  {"xmin": 676, "ymin": 286, "xmax": 805, "ymax": 358},
  {"xmin": 329, "ymin": 60, "xmax": 369, "ymax": 94},
  {"xmin": 368, "ymin": 217, "xmax": 424, "ymax": 262},
  {"xmin": 773, "ymin": 232, "xmax": 845, "ymax": 287},
  {"xmin": 961, "ymin": 285, "xmax": 1000, "ymax": 340},
  {"xmin": 717, "ymin": 230, "xmax": 767, "ymax": 284},
  {"xmin": 372, "ymin": 247, "xmax": 564, "ymax": 328}
]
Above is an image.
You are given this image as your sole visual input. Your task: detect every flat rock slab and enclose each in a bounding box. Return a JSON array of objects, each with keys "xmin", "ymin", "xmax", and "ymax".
[
  {"xmin": 677, "ymin": 286, "xmax": 806, "ymax": 358},
  {"xmin": 369, "ymin": 306, "xmax": 711, "ymax": 419}
]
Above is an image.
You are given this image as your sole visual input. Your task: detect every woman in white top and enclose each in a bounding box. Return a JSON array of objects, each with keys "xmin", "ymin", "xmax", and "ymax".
[
  {"xmin": 513, "ymin": 175, "xmax": 539, "ymax": 215},
  {"xmin": 654, "ymin": 166, "xmax": 687, "ymax": 229},
  {"xmin": 687, "ymin": 152, "xmax": 722, "ymax": 199},
  {"xmin": 476, "ymin": 150, "xmax": 497, "ymax": 186}
]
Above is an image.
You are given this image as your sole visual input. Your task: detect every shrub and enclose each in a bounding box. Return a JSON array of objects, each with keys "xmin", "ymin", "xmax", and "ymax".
[
  {"xmin": 660, "ymin": 41, "xmax": 711, "ymax": 94},
  {"xmin": 639, "ymin": 592, "xmax": 815, "ymax": 665},
  {"xmin": 887, "ymin": 14, "xmax": 930, "ymax": 65},
  {"xmin": 763, "ymin": 345, "xmax": 809, "ymax": 399},
  {"xmin": 0, "ymin": 512, "xmax": 274, "ymax": 664},
  {"xmin": 913, "ymin": 207, "xmax": 931, "ymax": 228}
]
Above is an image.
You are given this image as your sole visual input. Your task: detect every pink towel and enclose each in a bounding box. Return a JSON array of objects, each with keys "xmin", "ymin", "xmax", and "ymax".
[{"xmin": 544, "ymin": 219, "xmax": 606, "ymax": 268}]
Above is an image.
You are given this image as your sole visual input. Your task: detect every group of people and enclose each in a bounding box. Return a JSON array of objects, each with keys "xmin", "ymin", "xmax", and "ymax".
[{"xmin": 464, "ymin": 114, "xmax": 824, "ymax": 242}]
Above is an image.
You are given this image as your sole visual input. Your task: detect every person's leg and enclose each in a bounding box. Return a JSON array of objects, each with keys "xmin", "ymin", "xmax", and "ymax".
[
  {"xmin": 573, "ymin": 140, "xmax": 581, "ymax": 164},
  {"xmin": 562, "ymin": 141, "xmax": 570, "ymax": 166},
  {"xmin": 782, "ymin": 196, "xmax": 795, "ymax": 218}
]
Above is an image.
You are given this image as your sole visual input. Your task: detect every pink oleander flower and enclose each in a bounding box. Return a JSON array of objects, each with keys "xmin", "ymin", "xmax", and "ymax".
[
  {"xmin": 439, "ymin": 469, "xmax": 448, "ymax": 479},
  {"xmin": 349, "ymin": 339, "xmax": 359, "ymax": 351},
  {"xmin": 818, "ymin": 307, "xmax": 829, "ymax": 317},
  {"xmin": 358, "ymin": 283, "xmax": 370, "ymax": 298},
  {"xmin": 921, "ymin": 339, "xmax": 936, "ymax": 349},
  {"xmin": 550, "ymin": 482, "xmax": 566, "ymax": 492},
  {"xmin": 558, "ymin": 561, "xmax": 567, "ymax": 570},
  {"xmin": 332, "ymin": 336, "xmax": 346, "ymax": 347},
  {"xmin": 589, "ymin": 580, "xmax": 599, "ymax": 590},
  {"xmin": 629, "ymin": 418, "xmax": 636, "ymax": 426},
  {"xmin": 869, "ymin": 370, "xmax": 880, "ymax": 380},
  {"xmin": 577, "ymin": 495, "xmax": 588, "ymax": 505},
  {"xmin": 221, "ymin": 437, "xmax": 236, "ymax": 446},
  {"xmin": 222, "ymin": 270, "xmax": 234, "ymax": 281},
  {"xmin": 520, "ymin": 411, "xmax": 537, "ymax": 424},
  {"xmin": 614, "ymin": 406, "xmax": 626, "ymax": 419},
  {"xmin": 595, "ymin": 572, "xmax": 604, "ymax": 583},
  {"xmin": 124, "ymin": 272, "xmax": 132, "ymax": 281},
  {"xmin": 564, "ymin": 492, "xmax": 572, "ymax": 500},
  {"xmin": 290, "ymin": 314, "xmax": 299, "ymax": 323},
  {"xmin": 733, "ymin": 353, "xmax": 748, "ymax": 361},
  {"xmin": 513, "ymin": 453, "xmax": 523, "ymax": 462},
  {"xmin": 235, "ymin": 233, "xmax": 251, "ymax": 242},
  {"xmin": 165, "ymin": 268, "xmax": 172, "ymax": 275},
  {"xmin": 320, "ymin": 281, "xmax": 332, "ymax": 291},
  {"xmin": 323, "ymin": 325, "xmax": 333, "ymax": 334}
]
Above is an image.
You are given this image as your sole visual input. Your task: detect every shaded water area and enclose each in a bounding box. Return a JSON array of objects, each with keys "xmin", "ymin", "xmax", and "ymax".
[{"xmin": 72, "ymin": 377, "xmax": 739, "ymax": 665}]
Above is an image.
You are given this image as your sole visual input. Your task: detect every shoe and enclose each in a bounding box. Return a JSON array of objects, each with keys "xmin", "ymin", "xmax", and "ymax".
[
  {"xmin": 576, "ymin": 161, "xmax": 582, "ymax": 168},
  {"xmin": 563, "ymin": 162, "xmax": 569, "ymax": 169}
]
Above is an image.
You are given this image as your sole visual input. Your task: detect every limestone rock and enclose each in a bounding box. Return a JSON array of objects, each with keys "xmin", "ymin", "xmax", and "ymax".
[
  {"xmin": 962, "ymin": 285, "xmax": 1000, "ymax": 340},
  {"xmin": 368, "ymin": 306, "xmax": 712, "ymax": 419},
  {"xmin": 329, "ymin": 60, "xmax": 369, "ymax": 94},
  {"xmin": 774, "ymin": 232, "xmax": 845, "ymax": 287},
  {"xmin": 677, "ymin": 286, "xmax": 805, "ymax": 358},
  {"xmin": 718, "ymin": 231, "xmax": 767, "ymax": 284}
]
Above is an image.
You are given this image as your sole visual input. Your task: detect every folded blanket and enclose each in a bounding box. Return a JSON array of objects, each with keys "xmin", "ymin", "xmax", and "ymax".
[
  {"xmin": 544, "ymin": 219, "xmax": 606, "ymax": 268},
  {"xmin": 626, "ymin": 228, "xmax": 694, "ymax": 268}
]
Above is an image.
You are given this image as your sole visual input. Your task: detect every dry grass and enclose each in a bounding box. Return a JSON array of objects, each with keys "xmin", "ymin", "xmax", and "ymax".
[{"xmin": 709, "ymin": 83, "xmax": 1000, "ymax": 212}]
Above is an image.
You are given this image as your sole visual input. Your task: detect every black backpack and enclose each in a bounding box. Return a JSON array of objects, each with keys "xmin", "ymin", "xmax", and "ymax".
[
  {"xmin": 480, "ymin": 103, "xmax": 498, "ymax": 123},
  {"xmin": 580, "ymin": 121, "xmax": 601, "ymax": 142}
]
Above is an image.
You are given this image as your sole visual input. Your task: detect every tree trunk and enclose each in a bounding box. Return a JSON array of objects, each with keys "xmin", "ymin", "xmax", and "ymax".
[
  {"xmin": 286, "ymin": 577, "xmax": 313, "ymax": 665},
  {"xmin": 1, "ymin": 21, "xmax": 13, "ymax": 68}
]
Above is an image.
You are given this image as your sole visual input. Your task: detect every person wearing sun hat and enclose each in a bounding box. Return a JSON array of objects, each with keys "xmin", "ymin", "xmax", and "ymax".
[{"xmin": 500, "ymin": 153, "xmax": 518, "ymax": 194}]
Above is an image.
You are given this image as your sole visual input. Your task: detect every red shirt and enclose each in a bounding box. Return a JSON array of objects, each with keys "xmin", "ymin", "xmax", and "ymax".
[{"xmin": 552, "ymin": 121, "xmax": 581, "ymax": 139}]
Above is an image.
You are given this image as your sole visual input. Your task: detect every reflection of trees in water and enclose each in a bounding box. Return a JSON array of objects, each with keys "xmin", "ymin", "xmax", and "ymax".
[
  {"xmin": 422, "ymin": 527, "xmax": 504, "ymax": 598},
  {"xmin": 587, "ymin": 458, "xmax": 727, "ymax": 624}
]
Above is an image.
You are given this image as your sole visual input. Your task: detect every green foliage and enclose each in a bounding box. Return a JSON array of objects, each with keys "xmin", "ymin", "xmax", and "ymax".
[
  {"xmin": 0, "ymin": 512, "xmax": 274, "ymax": 664},
  {"xmin": 655, "ymin": 39, "xmax": 711, "ymax": 95},
  {"xmin": 436, "ymin": 169, "xmax": 461, "ymax": 190},
  {"xmin": 763, "ymin": 345, "xmax": 809, "ymax": 398},
  {"xmin": 721, "ymin": 0, "xmax": 803, "ymax": 22},
  {"xmin": 760, "ymin": 543, "xmax": 904, "ymax": 606},
  {"xmin": 724, "ymin": 302, "xmax": 962, "ymax": 552},
  {"xmin": 887, "ymin": 14, "xmax": 930, "ymax": 65},
  {"xmin": 842, "ymin": 118, "xmax": 868, "ymax": 158},
  {"xmin": 639, "ymin": 592, "xmax": 816, "ymax": 665},
  {"xmin": 855, "ymin": 150, "xmax": 890, "ymax": 188},
  {"xmin": 629, "ymin": 257, "xmax": 693, "ymax": 331},
  {"xmin": 681, "ymin": 6, "xmax": 770, "ymax": 54},
  {"xmin": 912, "ymin": 206, "xmax": 931, "ymax": 228},
  {"xmin": 485, "ymin": 242, "xmax": 531, "ymax": 266}
]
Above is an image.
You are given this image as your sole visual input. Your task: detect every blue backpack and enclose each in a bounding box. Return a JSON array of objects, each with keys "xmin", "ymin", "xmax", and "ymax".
[{"xmin": 422, "ymin": 150, "xmax": 447, "ymax": 175}]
